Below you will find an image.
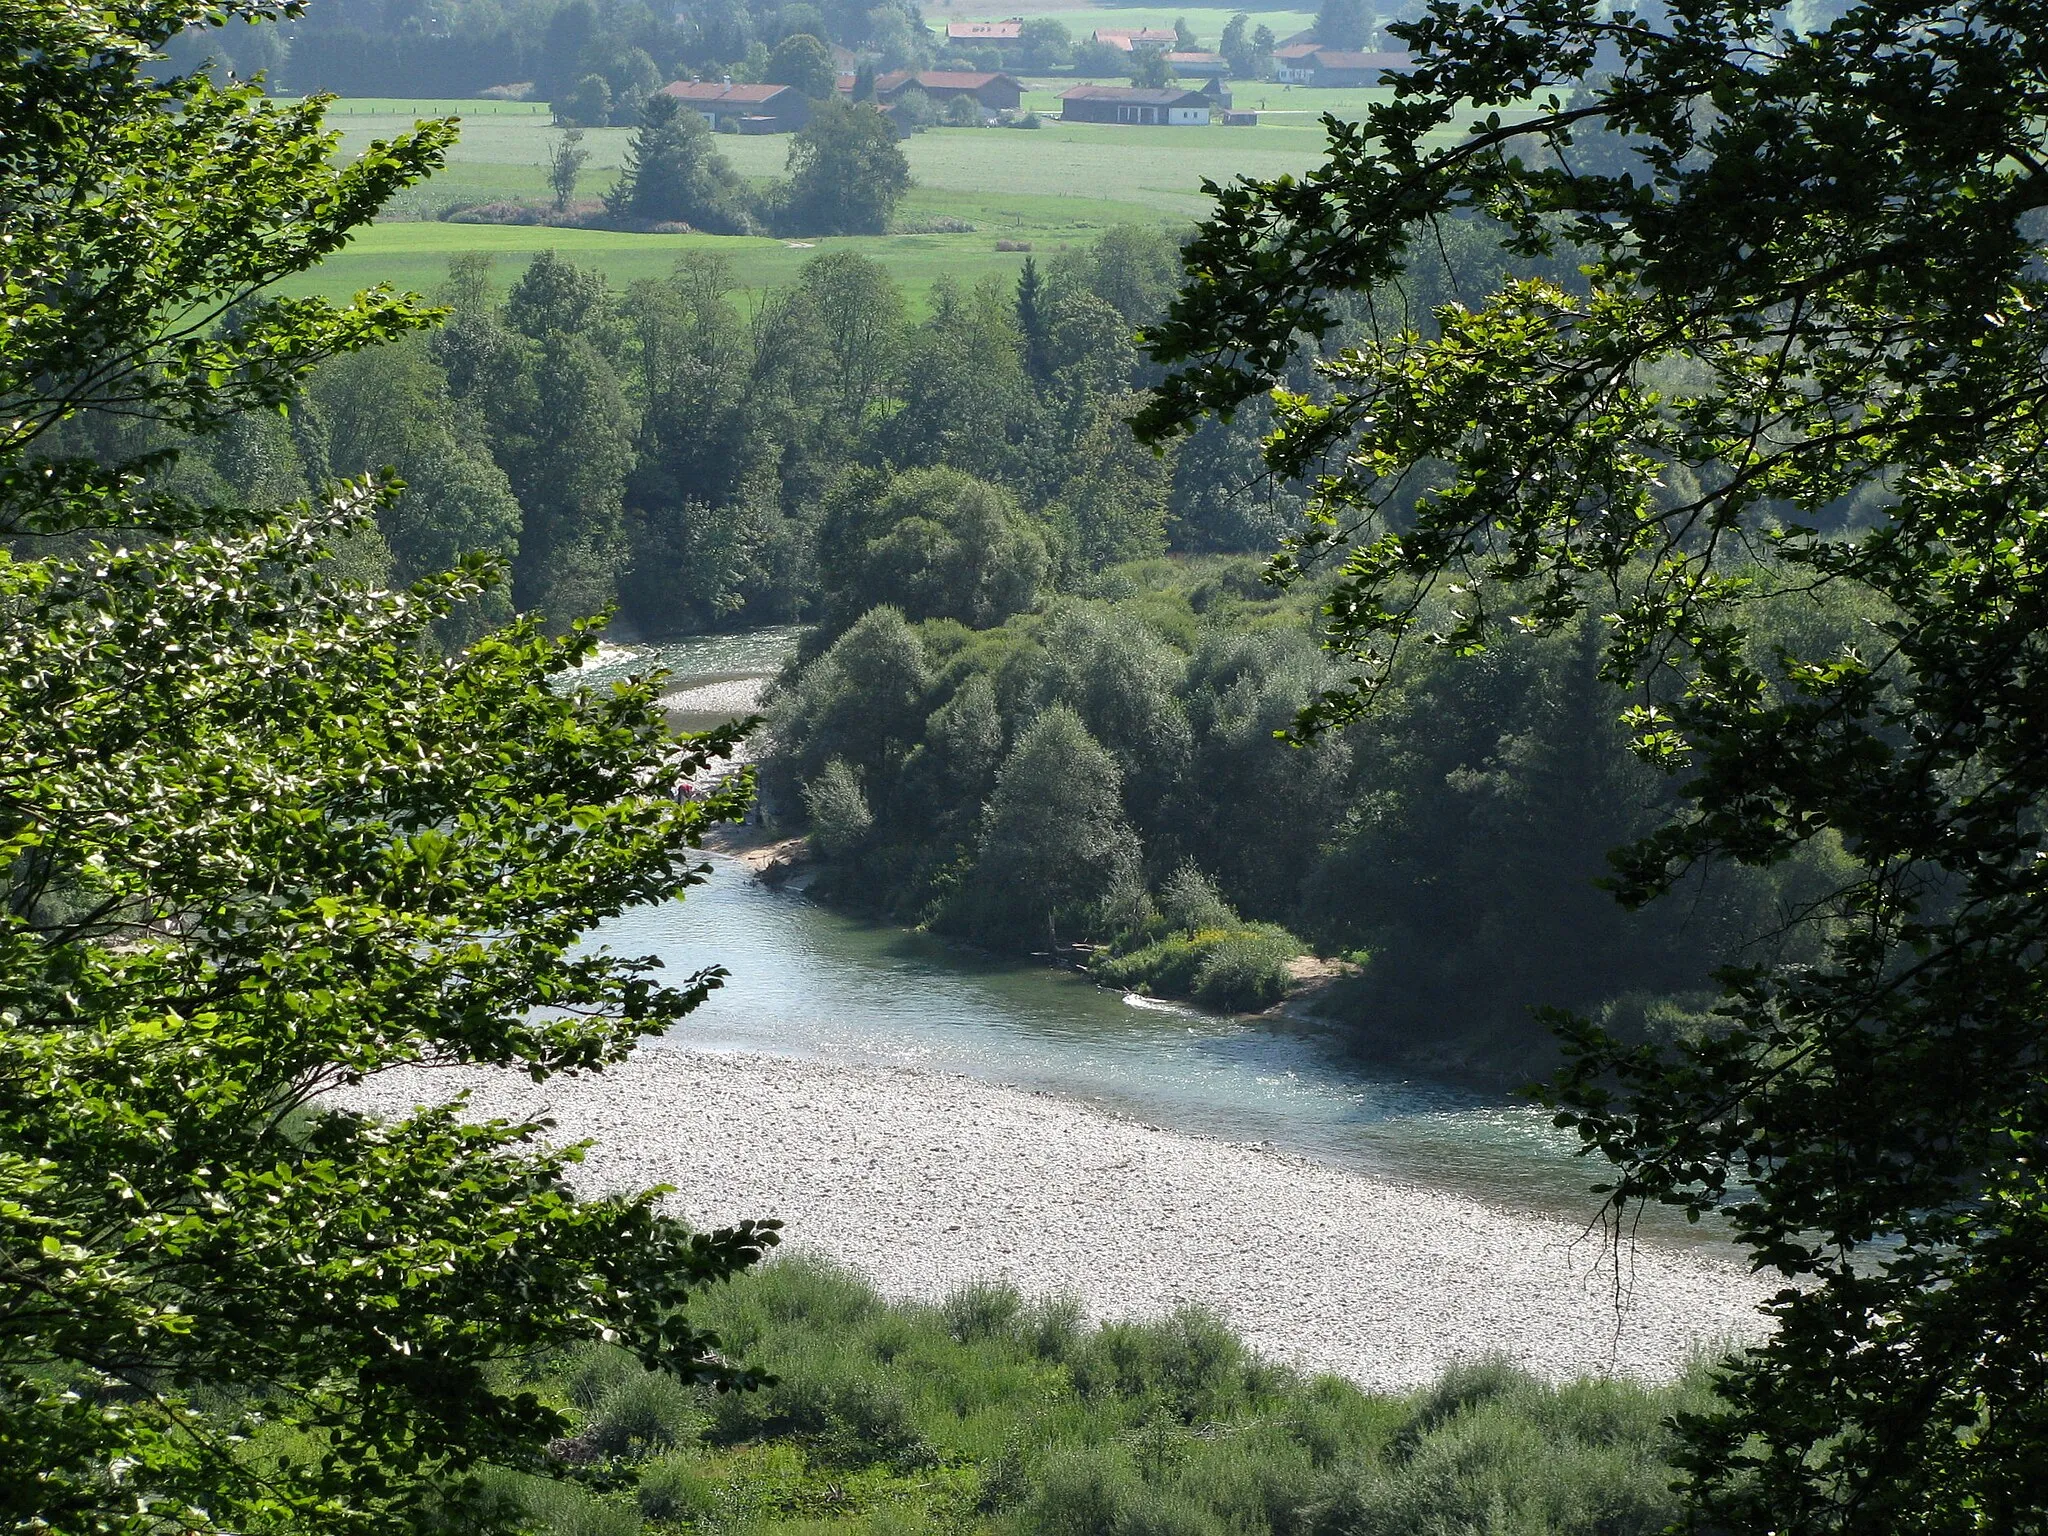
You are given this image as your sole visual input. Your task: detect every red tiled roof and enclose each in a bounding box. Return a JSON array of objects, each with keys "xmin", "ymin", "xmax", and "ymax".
[
  {"xmin": 878, "ymin": 69, "xmax": 1015, "ymax": 91},
  {"xmin": 658, "ymin": 81, "xmax": 801, "ymax": 104}
]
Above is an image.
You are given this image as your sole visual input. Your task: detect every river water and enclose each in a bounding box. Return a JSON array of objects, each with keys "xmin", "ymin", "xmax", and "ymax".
[{"xmin": 579, "ymin": 629, "xmax": 1706, "ymax": 1247}]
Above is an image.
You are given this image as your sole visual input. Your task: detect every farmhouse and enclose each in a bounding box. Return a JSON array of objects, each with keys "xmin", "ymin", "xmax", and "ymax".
[
  {"xmin": 655, "ymin": 80, "xmax": 810, "ymax": 132},
  {"xmin": 1092, "ymin": 27, "xmax": 1177, "ymax": 51},
  {"xmin": 946, "ymin": 17, "xmax": 1024, "ymax": 46},
  {"xmin": 872, "ymin": 69, "xmax": 1024, "ymax": 114},
  {"xmin": 1061, "ymin": 85, "xmax": 1212, "ymax": 125},
  {"xmin": 1164, "ymin": 50, "xmax": 1229, "ymax": 78},
  {"xmin": 1273, "ymin": 48, "xmax": 1415, "ymax": 86}
]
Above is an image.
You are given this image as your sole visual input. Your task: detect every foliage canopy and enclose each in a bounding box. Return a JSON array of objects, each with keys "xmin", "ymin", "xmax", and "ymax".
[
  {"xmin": 1142, "ymin": 0, "xmax": 2048, "ymax": 1527},
  {"xmin": 2, "ymin": 5, "xmax": 775, "ymax": 1531}
]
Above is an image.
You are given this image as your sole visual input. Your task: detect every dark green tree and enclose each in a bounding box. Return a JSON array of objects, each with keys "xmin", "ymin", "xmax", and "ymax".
[
  {"xmin": 959, "ymin": 705, "xmax": 1141, "ymax": 944},
  {"xmin": 1141, "ymin": 1, "xmax": 2048, "ymax": 1527},
  {"xmin": 1019, "ymin": 17, "xmax": 1074, "ymax": 71},
  {"xmin": 605, "ymin": 91, "xmax": 752, "ymax": 232},
  {"xmin": 1016, "ymin": 255, "xmax": 1050, "ymax": 381},
  {"xmin": 1, "ymin": 4, "xmax": 776, "ymax": 1532},
  {"xmin": 558, "ymin": 71, "xmax": 613, "ymax": 127},
  {"xmin": 1313, "ymin": 0, "xmax": 1369, "ymax": 50},
  {"xmin": 817, "ymin": 466, "xmax": 1048, "ymax": 634},
  {"xmin": 765, "ymin": 31, "xmax": 837, "ymax": 97},
  {"xmin": 777, "ymin": 96, "xmax": 912, "ymax": 235},
  {"xmin": 1219, "ymin": 12, "xmax": 1252, "ymax": 75}
]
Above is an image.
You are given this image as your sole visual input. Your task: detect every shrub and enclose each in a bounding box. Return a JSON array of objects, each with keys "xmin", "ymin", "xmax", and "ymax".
[
  {"xmin": 635, "ymin": 1453, "xmax": 720, "ymax": 1521},
  {"xmin": 944, "ymin": 1279, "xmax": 1025, "ymax": 1343},
  {"xmin": 585, "ymin": 1367, "xmax": 697, "ymax": 1457},
  {"xmin": 1095, "ymin": 923, "xmax": 1302, "ymax": 1012}
]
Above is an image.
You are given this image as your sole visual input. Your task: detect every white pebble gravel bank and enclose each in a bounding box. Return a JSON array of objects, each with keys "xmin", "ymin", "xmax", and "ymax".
[{"xmin": 341, "ymin": 1048, "xmax": 1771, "ymax": 1393}]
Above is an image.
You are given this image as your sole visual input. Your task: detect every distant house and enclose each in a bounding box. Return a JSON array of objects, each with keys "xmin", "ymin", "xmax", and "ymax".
[
  {"xmin": 1274, "ymin": 48, "xmax": 1415, "ymax": 86},
  {"xmin": 872, "ymin": 69, "xmax": 1024, "ymax": 114},
  {"xmin": 1270, "ymin": 41, "xmax": 1323, "ymax": 78},
  {"xmin": 946, "ymin": 17, "xmax": 1024, "ymax": 47},
  {"xmin": 655, "ymin": 80, "xmax": 811, "ymax": 132},
  {"xmin": 1197, "ymin": 75, "xmax": 1232, "ymax": 110},
  {"xmin": 1164, "ymin": 50, "xmax": 1229, "ymax": 78},
  {"xmin": 1091, "ymin": 27, "xmax": 1176, "ymax": 52},
  {"xmin": 1060, "ymin": 85, "xmax": 1212, "ymax": 125}
]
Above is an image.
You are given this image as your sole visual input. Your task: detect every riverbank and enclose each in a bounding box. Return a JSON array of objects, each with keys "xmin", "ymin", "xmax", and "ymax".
[{"xmin": 341, "ymin": 1046, "xmax": 1772, "ymax": 1393}]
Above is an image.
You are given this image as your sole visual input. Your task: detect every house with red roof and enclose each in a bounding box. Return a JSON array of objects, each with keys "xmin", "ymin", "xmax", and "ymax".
[{"xmin": 945, "ymin": 17, "xmax": 1024, "ymax": 46}]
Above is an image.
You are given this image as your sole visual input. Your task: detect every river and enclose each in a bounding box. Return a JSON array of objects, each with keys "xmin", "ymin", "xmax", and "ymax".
[{"xmin": 578, "ymin": 628, "xmax": 1709, "ymax": 1248}]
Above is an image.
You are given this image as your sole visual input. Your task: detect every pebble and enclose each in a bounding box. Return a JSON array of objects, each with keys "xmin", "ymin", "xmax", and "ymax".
[{"xmin": 340, "ymin": 1047, "xmax": 1773, "ymax": 1392}]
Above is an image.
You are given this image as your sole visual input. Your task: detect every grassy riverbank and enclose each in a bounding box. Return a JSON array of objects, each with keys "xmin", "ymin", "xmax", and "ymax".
[{"xmin": 469, "ymin": 1254, "xmax": 1710, "ymax": 1535}]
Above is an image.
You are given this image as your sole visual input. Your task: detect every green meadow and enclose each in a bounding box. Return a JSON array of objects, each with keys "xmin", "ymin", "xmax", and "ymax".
[{"xmin": 297, "ymin": 98, "xmax": 1391, "ymax": 304}]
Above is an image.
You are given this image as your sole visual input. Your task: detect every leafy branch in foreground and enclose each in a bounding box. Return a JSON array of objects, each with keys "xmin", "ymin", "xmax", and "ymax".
[
  {"xmin": 3, "ymin": 6, "xmax": 776, "ymax": 1532},
  {"xmin": 1142, "ymin": 1, "xmax": 2048, "ymax": 1529}
]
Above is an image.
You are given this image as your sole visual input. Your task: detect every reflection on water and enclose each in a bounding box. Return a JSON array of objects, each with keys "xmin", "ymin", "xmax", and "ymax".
[{"xmin": 583, "ymin": 628, "xmax": 1721, "ymax": 1250}]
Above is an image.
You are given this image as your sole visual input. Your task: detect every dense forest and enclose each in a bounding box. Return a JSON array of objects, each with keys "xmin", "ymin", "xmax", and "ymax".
[{"xmin": 66, "ymin": 212, "xmax": 1852, "ymax": 1070}]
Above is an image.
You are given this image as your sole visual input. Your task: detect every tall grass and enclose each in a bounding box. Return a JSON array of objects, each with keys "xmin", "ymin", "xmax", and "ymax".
[{"xmin": 488, "ymin": 1253, "xmax": 1714, "ymax": 1534}]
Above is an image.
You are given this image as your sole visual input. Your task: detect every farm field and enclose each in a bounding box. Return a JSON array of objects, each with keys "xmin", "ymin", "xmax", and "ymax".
[{"xmin": 297, "ymin": 97, "xmax": 1397, "ymax": 303}]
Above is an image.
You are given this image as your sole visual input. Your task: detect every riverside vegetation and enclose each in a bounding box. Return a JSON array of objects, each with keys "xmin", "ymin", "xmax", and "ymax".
[{"xmin": 479, "ymin": 1254, "xmax": 1710, "ymax": 1536}]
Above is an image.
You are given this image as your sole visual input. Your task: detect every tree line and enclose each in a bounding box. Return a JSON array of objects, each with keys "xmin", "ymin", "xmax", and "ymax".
[{"xmin": 54, "ymin": 225, "xmax": 1293, "ymax": 650}]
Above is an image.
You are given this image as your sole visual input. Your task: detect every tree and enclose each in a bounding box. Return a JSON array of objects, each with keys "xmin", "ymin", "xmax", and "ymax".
[
  {"xmin": 960, "ymin": 706, "xmax": 1141, "ymax": 944},
  {"xmin": 1073, "ymin": 38, "xmax": 1128, "ymax": 75},
  {"xmin": 606, "ymin": 91, "xmax": 752, "ymax": 232},
  {"xmin": 777, "ymin": 96, "xmax": 911, "ymax": 235},
  {"xmin": 1, "ymin": 4, "xmax": 776, "ymax": 1531},
  {"xmin": 1313, "ymin": 0, "xmax": 1369, "ymax": 50},
  {"xmin": 1219, "ymin": 12, "xmax": 1252, "ymax": 76},
  {"xmin": 1141, "ymin": 3, "xmax": 2048, "ymax": 1528},
  {"xmin": 547, "ymin": 124, "xmax": 589, "ymax": 209},
  {"xmin": 1173, "ymin": 16, "xmax": 1198, "ymax": 52},
  {"xmin": 1249, "ymin": 24, "xmax": 1275, "ymax": 78},
  {"xmin": 1129, "ymin": 46, "xmax": 1172, "ymax": 89},
  {"xmin": 765, "ymin": 31, "xmax": 837, "ymax": 98},
  {"xmin": 558, "ymin": 70, "xmax": 612, "ymax": 127},
  {"xmin": 1019, "ymin": 17, "xmax": 1074, "ymax": 71},
  {"xmin": 1016, "ymin": 256, "xmax": 1050, "ymax": 380},
  {"xmin": 817, "ymin": 466, "xmax": 1048, "ymax": 634}
]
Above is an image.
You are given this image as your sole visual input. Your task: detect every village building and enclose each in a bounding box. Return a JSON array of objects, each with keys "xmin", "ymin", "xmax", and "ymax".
[
  {"xmin": 1164, "ymin": 50, "xmax": 1230, "ymax": 78},
  {"xmin": 871, "ymin": 69, "xmax": 1024, "ymax": 114},
  {"xmin": 1273, "ymin": 47, "xmax": 1415, "ymax": 86},
  {"xmin": 1091, "ymin": 27, "xmax": 1177, "ymax": 52},
  {"xmin": 1060, "ymin": 85, "xmax": 1212, "ymax": 125},
  {"xmin": 945, "ymin": 17, "xmax": 1024, "ymax": 47},
  {"xmin": 655, "ymin": 80, "xmax": 811, "ymax": 132}
]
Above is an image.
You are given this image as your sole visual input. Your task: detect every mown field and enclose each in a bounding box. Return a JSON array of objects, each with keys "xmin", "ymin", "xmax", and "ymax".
[{"xmin": 293, "ymin": 97, "xmax": 1388, "ymax": 305}]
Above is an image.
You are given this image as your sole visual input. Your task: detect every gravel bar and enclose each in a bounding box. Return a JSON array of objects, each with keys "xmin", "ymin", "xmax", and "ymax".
[{"xmin": 341, "ymin": 1048, "xmax": 1771, "ymax": 1392}]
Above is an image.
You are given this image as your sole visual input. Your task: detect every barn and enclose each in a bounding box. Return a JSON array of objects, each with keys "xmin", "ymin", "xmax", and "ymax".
[
  {"xmin": 873, "ymin": 70, "xmax": 1024, "ymax": 115},
  {"xmin": 1060, "ymin": 85, "xmax": 1212, "ymax": 125},
  {"xmin": 655, "ymin": 81, "xmax": 811, "ymax": 133}
]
